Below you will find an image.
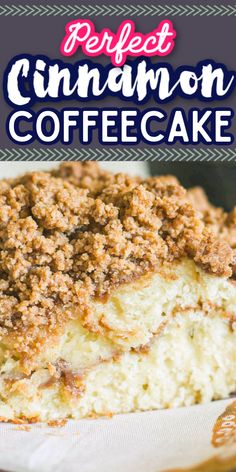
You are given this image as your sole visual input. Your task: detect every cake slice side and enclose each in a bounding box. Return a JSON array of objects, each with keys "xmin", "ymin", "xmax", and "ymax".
[{"xmin": 0, "ymin": 163, "xmax": 235, "ymax": 422}]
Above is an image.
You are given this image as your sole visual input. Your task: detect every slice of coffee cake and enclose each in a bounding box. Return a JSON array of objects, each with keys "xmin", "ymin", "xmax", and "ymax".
[{"xmin": 0, "ymin": 163, "xmax": 235, "ymax": 422}]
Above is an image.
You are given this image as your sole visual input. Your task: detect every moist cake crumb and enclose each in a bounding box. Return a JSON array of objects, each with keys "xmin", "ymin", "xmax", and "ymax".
[{"xmin": 0, "ymin": 163, "xmax": 234, "ymax": 355}]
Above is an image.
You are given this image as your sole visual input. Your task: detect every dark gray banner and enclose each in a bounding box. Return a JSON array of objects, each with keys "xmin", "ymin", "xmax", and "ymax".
[{"xmin": 1, "ymin": 0, "xmax": 236, "ymax": 161}]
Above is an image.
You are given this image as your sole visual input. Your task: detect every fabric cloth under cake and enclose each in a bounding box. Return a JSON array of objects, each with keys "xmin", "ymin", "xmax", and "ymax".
[{"xmin": 0, "ymin": 399, "xmax": 235, "ymax": 472}]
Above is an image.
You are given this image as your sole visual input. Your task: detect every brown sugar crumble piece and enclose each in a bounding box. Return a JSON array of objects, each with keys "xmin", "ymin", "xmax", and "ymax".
[
  {"xmin": 47, "ymin": 419, "xmax": 67, "ymax": 428},
  {"xmin": 15, "ymin": 425, "xmax": 31, "ymax": 432}
]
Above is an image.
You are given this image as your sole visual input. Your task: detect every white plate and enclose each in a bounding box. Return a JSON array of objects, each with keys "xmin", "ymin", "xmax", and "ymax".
[{"xmin": 0, "ymin": 161, "xmax": 149, "ymax": 179}]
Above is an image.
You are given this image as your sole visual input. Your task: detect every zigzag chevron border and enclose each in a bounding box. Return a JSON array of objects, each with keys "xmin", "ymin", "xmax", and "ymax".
[
  {"xmin": 0, "ymin": 148, "xmax": 236, "ymax": 162},
  {"xmin": 0, "ymin": 4, "xmax": 235, "ymax": 17}
]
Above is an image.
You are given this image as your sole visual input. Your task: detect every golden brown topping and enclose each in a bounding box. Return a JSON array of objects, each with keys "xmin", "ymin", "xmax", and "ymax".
[
  {"xmin": 0, "ymin": 163, "xmax": 234, "ymax": 355},
  {"xmin": 187, "ymin": 186, "xmax": 236, "ymax": 274},
  {"xmin": 187, "ymin": 187, "xmax": 226, "ymax": 233}
]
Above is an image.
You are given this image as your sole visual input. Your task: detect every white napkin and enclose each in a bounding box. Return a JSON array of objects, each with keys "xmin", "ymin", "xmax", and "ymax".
[{"xmin": 0, "ymin": 399, "xmax": 235, "ymax": 472}]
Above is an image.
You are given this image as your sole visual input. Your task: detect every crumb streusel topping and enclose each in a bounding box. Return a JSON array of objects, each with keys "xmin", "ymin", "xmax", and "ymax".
[
  {"xmin": 0, "ymin": 163, "xmax": 234, "ymax": 355},
  {"xmin": 187, "ymin": 186, "xmax": 236, "ymax": 267}
]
